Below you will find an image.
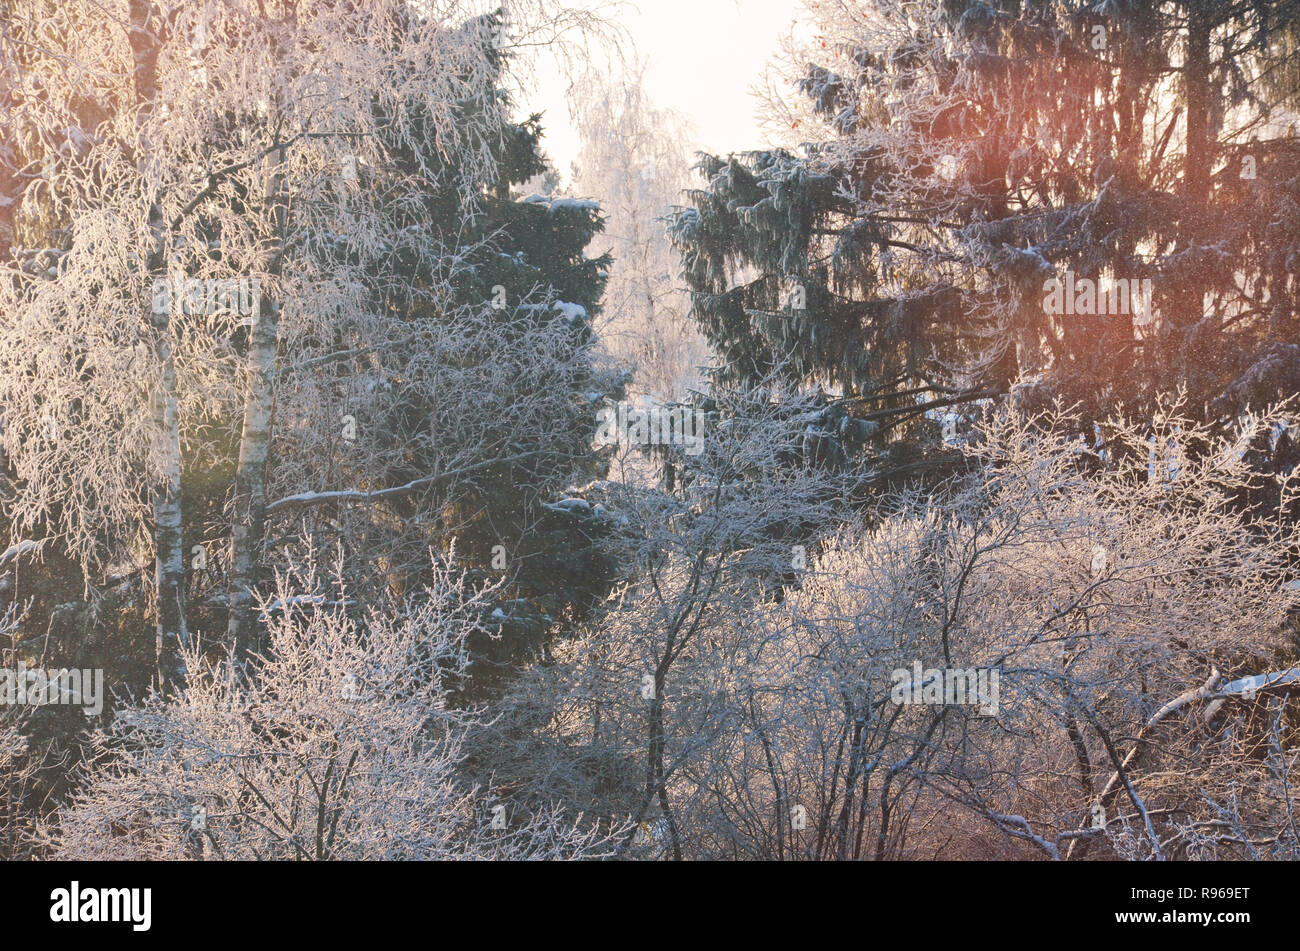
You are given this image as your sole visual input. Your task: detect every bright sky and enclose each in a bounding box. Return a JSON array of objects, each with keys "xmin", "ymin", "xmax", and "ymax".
[{"xmin": 518, "ymin": 0, "xmax": 808, "ymax": 184}]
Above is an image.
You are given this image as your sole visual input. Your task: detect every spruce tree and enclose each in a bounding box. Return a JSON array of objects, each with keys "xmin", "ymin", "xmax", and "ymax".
[
  {"xmin": 673, "ymin": 0, "xmax": 1300, "ymax": 477},
  {"xmin": 336, "ymin": 11, "xmax": 623, "ymax": 682}
]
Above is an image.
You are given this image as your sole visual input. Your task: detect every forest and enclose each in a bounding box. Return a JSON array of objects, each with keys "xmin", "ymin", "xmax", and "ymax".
[{"xmin": 1, "ymin": 0, "xmax": 1300, "ymax": 862}]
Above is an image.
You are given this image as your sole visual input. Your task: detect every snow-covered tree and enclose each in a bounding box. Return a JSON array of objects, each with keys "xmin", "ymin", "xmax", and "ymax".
[
  {"xmin": 673, "ymin": 0, "xmax": 1300, "ymax": 477},
  {"xmin": 570, "ymin": 65, "xmax": 709, "ymax": 402},
  {"xmin": 252, "ymin": 64, "xmax": 625, "ymax": 689},
  {"xmin": 730, "ymin": 399, "xmax": 1298, "ymax": 860},
  {"xmin": 476, "ymin": 380, "xmax": 854, "ymax": 858},
  {"xmin": 46, "ymin": 550, "xmax": 623, "ymax": 859},
  {"xmin": 0, "ymin": 603, "xmax": 44, "ymax": 861},
  {"xmin": 0, "ymin": 1, "xmax": 616, "ymax": 689},
  {"xmin": 489, "ymin": 398, "xmax": 1300, "ymax": 860}
]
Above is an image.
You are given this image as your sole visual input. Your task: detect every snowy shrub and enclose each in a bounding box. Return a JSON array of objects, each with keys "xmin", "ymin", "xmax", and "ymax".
[{"xmin": 46, "ymin": 553, "xmax": 622, "ymax": 860}]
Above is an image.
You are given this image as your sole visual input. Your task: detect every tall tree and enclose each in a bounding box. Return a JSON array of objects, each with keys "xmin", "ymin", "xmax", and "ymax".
[
  {"xmin": 569, "ymin": 64, "xmax": 709, "ymax": 402},
  {"xmin": 672, "ymin": 0, "xmax": 1300, "ymax": 471},
  {"xmin": 0, "ymin": 0, "xmax": 607, "ymax": 688}
]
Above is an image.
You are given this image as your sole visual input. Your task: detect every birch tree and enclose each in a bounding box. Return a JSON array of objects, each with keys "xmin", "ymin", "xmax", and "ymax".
[
  {"xmin": 0, "ymin": 0, "xmax": 610, "ymax": 687},
  {"xmin": 569, "ymin": 65, "xmax": 709, "ymax": 401}
]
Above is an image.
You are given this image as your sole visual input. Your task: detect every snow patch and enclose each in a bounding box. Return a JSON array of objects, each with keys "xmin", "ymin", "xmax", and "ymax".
[
  {"xmin": 521, "ymin": 194, "xmax": 600, "ymax": 213},
  {"xmin": 0, "ymin": 539, "xmax": 40, "ymax": 565},
  {"xmin": 553, "ymin": 301, "xmax": 587, "ymax": 323}
]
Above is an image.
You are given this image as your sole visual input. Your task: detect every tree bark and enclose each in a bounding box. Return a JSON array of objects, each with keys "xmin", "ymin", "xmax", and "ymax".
[
  {"xmin": 128, "ymin": 0, "xmax": 188, "ymax": 693},
  {"xmin": 1173, "ymin": 1, "xmax": 1212, "ymax": 335},
  {"xmin": 226, "ymin": 149, "xmax": 286, "ymax": 660},
  {"xmin": 151, "ymin": 300, "xmax": 188, "ymax": 692}
]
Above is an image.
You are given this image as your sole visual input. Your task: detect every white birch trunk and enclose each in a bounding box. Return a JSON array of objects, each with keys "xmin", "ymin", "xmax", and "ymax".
[
  {"xmin": 226, "ymin": 150, "xmax": 286, "ymax": 658},
  {"xmin": 129, "ymin": 0, "xmax": 187, "ymax": 692}
]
